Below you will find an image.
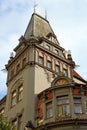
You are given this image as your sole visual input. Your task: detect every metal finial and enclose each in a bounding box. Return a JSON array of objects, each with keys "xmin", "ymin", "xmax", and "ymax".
[
  {"xmin": 33, "ymin": 2, "xmax": 38, "ymax": 13},
  {"xmin": 45, "ymin": 9, "xmax": 47, "ymax": 19}
]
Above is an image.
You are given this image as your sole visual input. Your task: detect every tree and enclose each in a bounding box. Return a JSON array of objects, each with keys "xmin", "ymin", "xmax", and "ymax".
[{"xmin": 0, "ymin": 114, "xmax": 15, "ymax": 130}]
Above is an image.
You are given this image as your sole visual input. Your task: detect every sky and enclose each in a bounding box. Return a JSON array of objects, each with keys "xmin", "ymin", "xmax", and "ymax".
[{"xmin": 0, "ymin": 0, "xmax": 87, "ymax": 99}]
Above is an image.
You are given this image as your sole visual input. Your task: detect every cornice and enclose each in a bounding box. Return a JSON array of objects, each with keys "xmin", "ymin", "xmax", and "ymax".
[{"xmin": 35, "ymin": 44, "xmax": 75, "ymax": 67}]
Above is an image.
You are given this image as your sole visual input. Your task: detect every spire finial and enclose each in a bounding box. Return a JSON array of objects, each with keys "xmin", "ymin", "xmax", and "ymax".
[
  {"xmin": 33, "ymin": 2, "xmax": 38, "ymax": 13},
  {"xmin": 45, "ymin": 9, "xmax": 47, "ymax": 19}
]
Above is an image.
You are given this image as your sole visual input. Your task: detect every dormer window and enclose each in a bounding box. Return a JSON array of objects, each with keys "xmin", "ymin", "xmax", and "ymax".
[
  {"xmin": 46, "ymin": 45, "xmax": 50, "ymax": 50},
  {"xmin": 55, "ymin": 49, "xmax": 59, "ymax": 55}
]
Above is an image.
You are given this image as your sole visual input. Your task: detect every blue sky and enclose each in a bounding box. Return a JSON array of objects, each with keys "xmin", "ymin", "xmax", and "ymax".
[{"xmin": 0, "ymin": 0, "xmax": 87, "ymax": 99}]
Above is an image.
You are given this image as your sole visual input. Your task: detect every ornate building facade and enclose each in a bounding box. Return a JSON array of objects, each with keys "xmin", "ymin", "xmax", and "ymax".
[{"xmin": 0, "ymin": 13, "xmax": 87, "ymax": 130}]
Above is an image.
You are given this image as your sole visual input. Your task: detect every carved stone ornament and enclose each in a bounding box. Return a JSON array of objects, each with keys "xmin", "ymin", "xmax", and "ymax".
[{"xmin": 55, "ymin": 79, "xmax": 69, "ymax": 86}]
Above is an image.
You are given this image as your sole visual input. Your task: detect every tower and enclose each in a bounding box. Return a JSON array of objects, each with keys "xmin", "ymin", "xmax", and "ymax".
[{"xmin": 4, "ymin": 13, "xmax": 87, "ymax": 130}]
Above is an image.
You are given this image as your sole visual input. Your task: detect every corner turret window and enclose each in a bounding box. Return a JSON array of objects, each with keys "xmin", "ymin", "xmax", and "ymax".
[
  {"xmin": 55, "ymin": 65, "xmax": 60, "ymax": 73},
  {"xmin": 46, "ymin": 102, "xmax": 53, "ymax": 118},
  {"xmin": 57, "ymin": 96, "xmax": 70, "ymax": 117},
  {"xmin": 11, "ymin": 90, "xmax": 16, "ymax": 107},
  {"xmin": 38, "ymin": 56, "xmax": 44, "ymax": 65},
  {"xmin": 47, "ymin": 60, "xmax": 52, "ymax": 69},
  {"xmin": 63, "ymin": 69, "xmax": 68, "ymax": 76},
  {"xmin": 18, "ymin": 86, "xmax": 23, "ymax": 101}
]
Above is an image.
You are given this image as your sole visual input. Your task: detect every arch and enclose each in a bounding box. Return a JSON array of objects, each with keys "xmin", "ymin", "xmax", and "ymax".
[{"xmin": 51, "ymin": 75, "xmax": 72, "ymax": 87}]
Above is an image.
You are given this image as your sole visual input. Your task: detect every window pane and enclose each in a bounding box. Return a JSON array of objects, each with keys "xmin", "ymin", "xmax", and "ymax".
[
  {"xmin": 47, "ymin": 61, "xmax": 52, "ymax": 69},
  {"xmin": 11, "ymin": 91, "xmax": 16, "ymax": 106},
  {"xmin": 63, "ymin": 69, "xmax": 67, "ymax": 76},
  {"xmin": 18, "ymin": 86, "xmax": 23, "ymax": 101},
  {"xmin": 74, "ymin": 104, "xmax": 82, "ymax": 113},
  {"xmin": 55, "ymin": 65, "xmax": 59, "ymax": 73},
  {"xmin": 38, "ymin": 57, "xmax": 43, "ymax": 65},
  {"xmin": 46, "ymin": 45, "xmax": 50, "ymax": 50},
  {"xmin": 46, "ymin": 102, "xmax": 53, "ymax": 118},
  {"xmin": 74, "ymin": 98, "xmax": 82, "ymax": 113},
  {"xmin": 55, "ymin": 49, "xmax": 59, "ymax": 55},
  {"xmin": 57, "ymin": 98, "xmax": 69, "ymax": 105},
  {"xmin": 57, "ymin": 97, "xmax": 70, "ymax": 116}
]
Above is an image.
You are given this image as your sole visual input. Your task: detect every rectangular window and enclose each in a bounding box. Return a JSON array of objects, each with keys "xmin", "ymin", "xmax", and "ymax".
[
  {"xmin": 38, "ymin": 56, "xmax": 43, "ymax": 65},
  {"xmin": 55, "ymin": 65, "xmax": 60, "ymax": 73},
  {"xmin": 11, "ymin": 91, "xmax": 16, "ymax": 107},
  {"xmin": 47, "ymin": 60, "xmax": 52, "ymax": 69},
  {"xmin": 57, "ymin": 97, "xmax": 70, "ymax": 116},
  {"xmin": 46, "ymin": 102, "xmax": 53, "ymax": 118},
  {"xmin": 63, "ymin": 69, "xmax": 68, "ymax": 76},
  {"xmin": 74, "ymin": 98, "xmax": 82, "ymax": 113},
  {"xmin": 18, "ymin": 86, "xmax": 23, "ymax": 101}
]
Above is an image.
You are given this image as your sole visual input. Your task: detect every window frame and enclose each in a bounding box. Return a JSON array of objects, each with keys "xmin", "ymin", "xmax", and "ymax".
[
  {"xmin": 11, "ymin": 90, "xmax": 16, "ymax": 107},
  {"xmin": 46, "ymin": 45, "xmax": 50, "ymax": 50},
  {"xmin": 38, "ymin": 56, "xmax": 44, "ymax": 65},
  {"xmin": 55, "ymin": 64, "xmax": 60, "ymax": 73},
  {"xmin": 46, "ymin": 102, "xmax": 53, "ymax": 119},
  {"xmin": 18, "ymin": 85, "xmax": 23, "ymax": 102},
  {"xmin": 47, "ymin": 60, "xmax": 52, "ymax": 69},
  {"xmin": 74, "ymin": 98, "xmax": 82, "ymax": 114},
  {"xmin": 57, "ymin": 96, "xmax": 70, "ymax": 116}
]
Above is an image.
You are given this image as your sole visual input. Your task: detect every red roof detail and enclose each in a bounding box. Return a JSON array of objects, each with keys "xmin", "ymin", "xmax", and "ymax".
[{"xmin": 73, "ymin": 70, "xmax": 84, "ymax": 80}]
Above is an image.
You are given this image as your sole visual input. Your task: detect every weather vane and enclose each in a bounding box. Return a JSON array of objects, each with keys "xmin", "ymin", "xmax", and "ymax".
[
  {"xmin": 33, "ymin": 2, "xmax": 38, "ymax": 13},
  {"xmin": 45, "ymin": 9, "xmax": 47, "ymax": 19}
]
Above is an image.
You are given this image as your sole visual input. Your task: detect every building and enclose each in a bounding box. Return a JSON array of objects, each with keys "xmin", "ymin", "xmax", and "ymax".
[{"xmin": 0, "ymin": 12, "xmax": 87, "ymax": 130}]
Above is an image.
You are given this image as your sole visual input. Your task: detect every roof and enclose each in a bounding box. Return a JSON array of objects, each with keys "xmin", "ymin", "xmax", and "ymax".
[
  {"xmin": 24, "ymin": 13, "xmax": 57, "ymax": 41},
  {"xmin": 73, "ymin": 70, "xmax": 86, "ymax": 81}
]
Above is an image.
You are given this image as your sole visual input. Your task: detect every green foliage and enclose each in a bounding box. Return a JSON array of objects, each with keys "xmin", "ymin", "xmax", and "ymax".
[{"xmin": 0, "ymin": 114, "xmax": 14, "ymax": 130}]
